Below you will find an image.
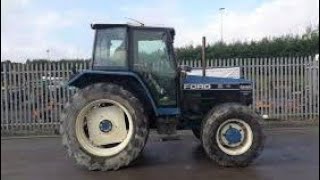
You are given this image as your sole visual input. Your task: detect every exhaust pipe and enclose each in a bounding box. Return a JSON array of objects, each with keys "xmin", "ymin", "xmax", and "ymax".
[{"xmin": 202, "ymin": 36, "xmax": 206, "ymax": 77}]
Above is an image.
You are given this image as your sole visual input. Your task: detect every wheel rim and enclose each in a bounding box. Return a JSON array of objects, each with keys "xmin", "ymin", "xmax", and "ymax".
[
  {"xmin": 75, "ymin": 99, "xmax": 134, "ymax": 157},
  {"xmin": 216, "ymin": 119, "xmax": 253, "ymax": 156}
]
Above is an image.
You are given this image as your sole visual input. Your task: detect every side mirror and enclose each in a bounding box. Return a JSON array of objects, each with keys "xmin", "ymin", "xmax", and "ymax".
[{"xmin": 178, "ymin": 65, "xmax": 192, "ymax": 72}]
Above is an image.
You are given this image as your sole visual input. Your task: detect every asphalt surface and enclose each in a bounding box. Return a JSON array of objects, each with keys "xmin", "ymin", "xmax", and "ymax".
[{"xmin": 1, "ymin": 127, "xmax": 319, "ymax": 180}]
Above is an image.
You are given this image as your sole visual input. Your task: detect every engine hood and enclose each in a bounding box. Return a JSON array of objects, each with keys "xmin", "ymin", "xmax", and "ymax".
[{"xmin": 183, "ymin": 75, "xmax": 252, "ymax": 91}]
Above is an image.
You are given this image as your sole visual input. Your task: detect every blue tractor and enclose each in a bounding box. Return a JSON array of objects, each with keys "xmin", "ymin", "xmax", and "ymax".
[{"xmin": 60, "ymin": 24, "xmax": 265, "ymax": 171}]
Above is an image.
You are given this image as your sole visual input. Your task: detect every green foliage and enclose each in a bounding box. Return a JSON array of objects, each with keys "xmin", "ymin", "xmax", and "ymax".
[{"xmin": 176, "ymin": 26, "xmax": 319, "ymax": 60}]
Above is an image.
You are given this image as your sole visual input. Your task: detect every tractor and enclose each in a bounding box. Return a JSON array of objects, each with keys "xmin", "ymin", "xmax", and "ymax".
[{"xmin": 60, "ymin": 24, "xmax": 265, "ymax": 171}]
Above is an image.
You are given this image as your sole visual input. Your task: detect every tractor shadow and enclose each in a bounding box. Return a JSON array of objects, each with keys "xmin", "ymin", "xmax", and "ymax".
[
  {"xmin": 131, "ymin": 139, "xmax": 210, "ymax": 168},
  {"xmin": 131, "ymin": 134, "xmax": 304, "ymax": 169}
]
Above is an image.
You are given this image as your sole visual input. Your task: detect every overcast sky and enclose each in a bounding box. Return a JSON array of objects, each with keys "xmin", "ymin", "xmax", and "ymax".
[{"xmin": 1, "ymin": 0, "xmax": 319, "ymax": 61}]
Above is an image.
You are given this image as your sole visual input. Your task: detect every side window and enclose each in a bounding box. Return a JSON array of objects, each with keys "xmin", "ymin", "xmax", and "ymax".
[
  {"xmin": 137, "ymin": 40, "xmax": 175, "ymax": 75},
  {"xmin": 94, "ymin": 28, "xmax": 127, "ymax": 68}
]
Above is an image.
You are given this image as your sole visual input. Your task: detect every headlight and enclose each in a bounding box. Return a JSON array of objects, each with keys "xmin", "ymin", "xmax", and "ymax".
[{"xmin": 240, "ymin": 84, "xmax": 252, "ymax": 90}]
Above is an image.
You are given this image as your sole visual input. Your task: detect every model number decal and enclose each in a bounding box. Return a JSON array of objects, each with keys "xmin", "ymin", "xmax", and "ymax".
[{"xmin": 184, "ymin": 84, "xmax": 211, "ymax": 90}]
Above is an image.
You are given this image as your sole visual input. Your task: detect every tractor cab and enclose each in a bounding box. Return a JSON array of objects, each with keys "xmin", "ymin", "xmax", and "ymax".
[{"xmin": 91, "ymin": 24, "xmax": 179, "ymax": 109}]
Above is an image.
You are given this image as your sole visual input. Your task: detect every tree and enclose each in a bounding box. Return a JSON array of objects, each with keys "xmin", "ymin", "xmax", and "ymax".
[{"xmin": 175, "ymin": 25, "xmax": 319, "ymax": 61}]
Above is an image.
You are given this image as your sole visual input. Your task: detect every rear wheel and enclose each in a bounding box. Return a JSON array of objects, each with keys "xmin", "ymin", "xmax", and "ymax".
[
  {"xmin": 60, "ymin": 83, "xmax": 149, "ymax": 171},
  {"xmin": 201, "ymin": 103, "xmax": 265, "ymax": 167}
]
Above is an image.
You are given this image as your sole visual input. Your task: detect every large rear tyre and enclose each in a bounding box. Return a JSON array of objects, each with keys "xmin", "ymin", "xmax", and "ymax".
[
  {"xmin": 201, "ymin": 103, "xmax": 265, "ymax": 167},
  {"xmin": 60, "ymin": 83, "xmax": 149, "ymax": 171}
]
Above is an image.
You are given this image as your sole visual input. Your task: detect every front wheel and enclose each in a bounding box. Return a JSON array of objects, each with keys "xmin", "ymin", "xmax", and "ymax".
[{"xmin": 201, "ymin": 103, "xmax": 265, "ymax": 167}]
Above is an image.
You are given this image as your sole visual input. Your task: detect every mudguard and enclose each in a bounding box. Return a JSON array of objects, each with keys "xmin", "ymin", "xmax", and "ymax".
[{"xmin": 67, "ymin": 70, "xmax": 179, "ymax": 116}]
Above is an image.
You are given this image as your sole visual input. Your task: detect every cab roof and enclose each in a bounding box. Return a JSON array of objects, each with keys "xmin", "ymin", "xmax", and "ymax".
[{"xmin": 90, "ymin": 23, "xmax": 175, "ymax": 34}]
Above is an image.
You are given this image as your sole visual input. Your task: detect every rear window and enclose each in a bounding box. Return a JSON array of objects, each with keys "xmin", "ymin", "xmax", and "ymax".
[{"xmin": 93, "ymin": 28, "xmax": 128, "ymax": 69}]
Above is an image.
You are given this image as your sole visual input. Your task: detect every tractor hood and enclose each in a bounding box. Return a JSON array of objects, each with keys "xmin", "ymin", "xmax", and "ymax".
[{"xmin": 183, "ymin": 75, "xmax": 252, "ymax": 91}]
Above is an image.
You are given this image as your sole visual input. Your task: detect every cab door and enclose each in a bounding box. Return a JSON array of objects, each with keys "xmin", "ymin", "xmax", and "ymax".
[{"xmin": 131, "ymin": 29, "xmax": 177, "ymax": 107}]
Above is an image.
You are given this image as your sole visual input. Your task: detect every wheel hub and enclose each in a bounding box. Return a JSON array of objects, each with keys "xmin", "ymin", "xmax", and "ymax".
[
  {"xmin": 75, "ymin": 99, "xmax": 134, "ymax": 157},
  {"xmin": 224, "ymin": 127, "xmax": 242, "ymax": 144},
  {"xmin": 216, "ymin": 119, "xmax": 253, "ymax": 156},
  {"xmin": 86, "ymin": 106, "xmax": 128, "ymax": 146},
  {"xmin": 99, "ymin": 120, "xmax": 113, "ymax": 133}
]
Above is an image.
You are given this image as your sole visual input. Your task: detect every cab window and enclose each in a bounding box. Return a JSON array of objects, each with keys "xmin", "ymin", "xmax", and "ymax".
[{"xmin": 93, "ymin": 28, "xmax": 128, "ymax": 69}]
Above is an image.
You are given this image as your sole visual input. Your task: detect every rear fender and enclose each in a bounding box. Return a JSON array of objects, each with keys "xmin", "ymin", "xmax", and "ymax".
[{"xmin": 68, "ymin": 70, "xmax": 161, "ymax": 116}]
